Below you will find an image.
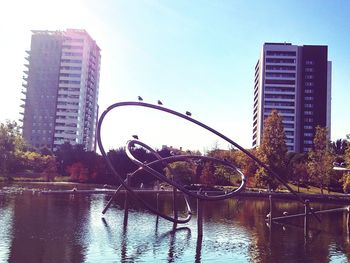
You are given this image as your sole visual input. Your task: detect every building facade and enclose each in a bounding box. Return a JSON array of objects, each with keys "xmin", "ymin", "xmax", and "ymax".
[
  {"xmin": 20, "ymin": 29, "xmax": 101, "ymax": 151},
  {"xmin": 252, "ymin": 43, "xmax": 331, "ymax": 153}
]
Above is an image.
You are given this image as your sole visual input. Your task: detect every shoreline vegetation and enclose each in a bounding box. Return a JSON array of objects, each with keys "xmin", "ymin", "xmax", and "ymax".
[{"xmin": 2, "ymin": 176, "xmax": 350, "ymax": 204}]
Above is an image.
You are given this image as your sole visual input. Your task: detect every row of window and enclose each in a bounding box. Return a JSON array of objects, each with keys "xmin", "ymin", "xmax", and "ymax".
[
  {"xmin": 266, "ymin": 58, "xmax": 296, "ymax": 64},
  {"xmin": 57, "ymin": 94, "xmax": 79, "ymax": 99},
  {"xmin": 61, "ymin": 59, "xmax": 82, "ymax": 64},
  {"xmin": 57, "ymin": 108, "xmax": 79, "ymax": 113},
  {"xmin": 60, "ymin": 66, "xmax": 82, "ymax": 70},
  {"xmin": 265, "ymin": 94, "xmax": 295, "ymax": 100},
  {"xmin": 266, "ymin": 51, "xmax": 296, "ymax": 57},
  {"xmin": 265, "ymin": 79, "xmax": 295, "ymax": 85},
  {"xmin": 265, "ymin": 101, "xmax": 295, "ymax": 107},
  {"xmin": 62, "ymin": 45, "xmax": 83, "ymax": 50},
  {"xmin": 265, "ymin": 72, "xmax": 296, "ymax": 78},
  {"xmin": 266, "ymin": 65, "xmax": 296, "ymax": 71},
  {"xmin": 265, "ymin": 86, "xmax": 295, "ymax": 92},
  {"xmin": 60, "ymin": 73, "xmax": 81, "ymax": 78},
  {"xmin": 31, "ymin": 129, "xmax": 52, "ymax": 134},
  {"xmin": 264, "ymin": 108, "xmax": 295, "ymax": 114},
  {"xmin": 59, "ymin": 80, "xmax": 81, "ymax": 84},
  {"xmin": 63, "ymin": 52, "xmax": 82, "ymax": 57},
  {"xmin": 32, "ymin": 122, "xmax": 53, "ymax": 127},
  {"xmin": 66, "ymin": 38, "xmax": 84, "ymax": 43}
]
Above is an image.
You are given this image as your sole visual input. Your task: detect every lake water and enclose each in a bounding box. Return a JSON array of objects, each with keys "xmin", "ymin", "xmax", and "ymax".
[{"xmin": 0, "ymin": 183, "xmax": 350, "ymax": 262}]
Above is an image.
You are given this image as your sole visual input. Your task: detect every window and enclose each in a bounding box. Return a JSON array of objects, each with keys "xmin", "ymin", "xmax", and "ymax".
[
  {"xmin": 305, "ymin": 60, "xmax": 314, "ymax": 65},
  {"xmin": 283, "ymin": 116, "xmax": 294, "ymax": 121},
  {"xmin": 285, "ymin": 131, "xmax": 294, "ymax": 136},
  {"xmin": 305, "ymin": 103, "xmax": 313, "ymax": 108},
  {"xmin": 305, "ymin": 89, "xmax": 313, "ymax": 94},
  {"xmin": 304, "ymin": 133, "xmax": 313, "ymax": 137},
  {"xmin": 305, "ymin": 96, "xmax": 314, "ymax": 101},
  {"xmin": 304, "ymin": 117, "xmax": 313, "ymax": 122},
  {"xmin": 284, "ymin": 123, "xmax": 294, "ymax": 128},
  {"xmin": 305, "ymin": 67, "xmax": 314, "ymax": 72},
  {"xmin": 305, "ymin": 75, "xmax": 314, "ymax": 79},
  {"xmin": 304, "ymin": 140, "xmax": 313, "ymax": 144}
]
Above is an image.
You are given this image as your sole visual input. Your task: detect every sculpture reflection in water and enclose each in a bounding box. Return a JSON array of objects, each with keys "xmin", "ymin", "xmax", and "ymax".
[
  {"xmin": 102, "ymin": 216, "xmax": 193, "ymax": 262},
  {"xmin": 97, "ymin": 101, "xmax": 348, "ymax": 240}
]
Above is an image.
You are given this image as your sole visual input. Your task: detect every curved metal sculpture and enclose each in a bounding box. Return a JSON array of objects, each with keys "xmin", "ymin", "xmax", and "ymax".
[{"xmin": 97, "ymin": 101, "xmax": 308, "ymax": 223}]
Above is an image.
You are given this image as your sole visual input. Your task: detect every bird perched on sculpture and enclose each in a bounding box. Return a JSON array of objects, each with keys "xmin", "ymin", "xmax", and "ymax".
[
  {"xmin": 185, "ymin": 111, "xmax": 192, "ymax": 116},
  {"xmin": 138, "ymin": 96, "xmax": 143, "ymax": 101},
  {"xmin": 132, "ymin": 135, "xmax": 139, "ymax": 140},
  {"xmin": 157, "ymin": 100, "xmax": 163, "ymax": 105}
]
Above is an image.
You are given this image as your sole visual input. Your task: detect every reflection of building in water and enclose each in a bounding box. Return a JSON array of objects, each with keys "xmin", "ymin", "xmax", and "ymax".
[
  {"xmin": 0, "ymin": 198, "xmax": 14, "ymax": 262},
  {"xmin": 7, "ymin": 193, "xmax": 89, "ymax": 262}
]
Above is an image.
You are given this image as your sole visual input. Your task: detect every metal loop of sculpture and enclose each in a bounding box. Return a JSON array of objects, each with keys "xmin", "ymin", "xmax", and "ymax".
[{"xmin": 97, "ymin": 101, "xmax": 308, "ymax": 223}]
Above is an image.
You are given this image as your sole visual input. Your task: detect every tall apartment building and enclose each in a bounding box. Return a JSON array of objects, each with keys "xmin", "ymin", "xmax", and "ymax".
[
  {"xmin": 20, "ymin": 29, "xmax": 101, "ymax": 151},
  {"xmin": 252, "ymin": 43, "xmax": 331, "ymax": 153}
]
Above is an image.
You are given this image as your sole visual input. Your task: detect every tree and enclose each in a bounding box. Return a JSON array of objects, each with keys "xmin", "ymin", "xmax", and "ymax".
[
  {"xmin": 285, "ymin": 152, "xmax": 309, "ymax": 192},
  {"xmin": 165, "ymin": 161, "xmax": 195, "ymax": 185},
  {"xmin": 0, "ymin": 121, "xmax": 25, "ymax": 176},
  {"xmin": 345, "ymin": 135, "xmax": 350, "ymax": 166},
  {"xmin": 341, "ymin": 135, "xmax": 350, "ymax": 193},
  {"xmin": 307, "ymin": 126, "xmax": 334, "ymax": 194},
  {"xmin": 331, "ymin": 139, "xmax": 348, "ymax": 156},
  {"xmin": 254, "ymin": 110, "xmax": 288, "ymax": 190},
  {"xmin": 232, "ymin": 149, "xmax": 258, "ymax": 187}
]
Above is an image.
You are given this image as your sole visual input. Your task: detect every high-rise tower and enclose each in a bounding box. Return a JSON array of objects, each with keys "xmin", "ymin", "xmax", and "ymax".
[
  {"xmin": 252, "ymin": 43, "xmax": 331, "ymax": 153},
  {"xmin": 20, "ymin": 29, "xmax": 101, "ymax": 151}
]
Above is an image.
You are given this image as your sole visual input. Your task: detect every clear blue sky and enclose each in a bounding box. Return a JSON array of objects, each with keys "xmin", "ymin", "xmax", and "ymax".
[{"xmin": 0, "ymin": 0, "xmax": 349, "ymax": 152}]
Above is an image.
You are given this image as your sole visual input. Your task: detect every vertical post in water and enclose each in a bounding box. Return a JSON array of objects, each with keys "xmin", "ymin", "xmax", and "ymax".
[
  {"xmin": 269, "ymin": 195, "xmax": 273, "ymax": 227},
  {"xmin": 123, "ymin": 173, "xmax": 129, "ymax": 225},
  {"xmin": 156, "ymin": 180, "xmax": 160, "ymax": 223},
  {"xmin": 172, "ymin": 186, "xmax": 178, "ymax": 231},
  {"xmin": 346, "ymin": 206, "xmax": 350, "ymax": 239},
  {"xmin": 197, "ymin": 198, "xmax": 203, "ymax": 238},
  {"xmin": 304, "ymin": 199, "xmax": 310, "ymax": 238}
]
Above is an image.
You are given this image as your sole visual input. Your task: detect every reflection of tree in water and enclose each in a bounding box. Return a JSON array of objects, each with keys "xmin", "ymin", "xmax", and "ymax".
[{"xmin": 249, "ymin": 202, "xmax": 350, "ymax": 262}]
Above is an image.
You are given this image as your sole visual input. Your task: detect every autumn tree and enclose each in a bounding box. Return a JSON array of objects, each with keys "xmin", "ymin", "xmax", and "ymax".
[
  {"xmin": 307, "ymin": 126, "xmax": 334, "ymax": 194},
  {"xmin": 255, "ymin": 110, "xmax": 288, "ymax": 190},
  {"xmin": 232, "ymin": 149, "xmax": 258, "ymax": 187},
  {"xmin": 341, "ymin": 134, "xmax": 350, "ymax": 192}
]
